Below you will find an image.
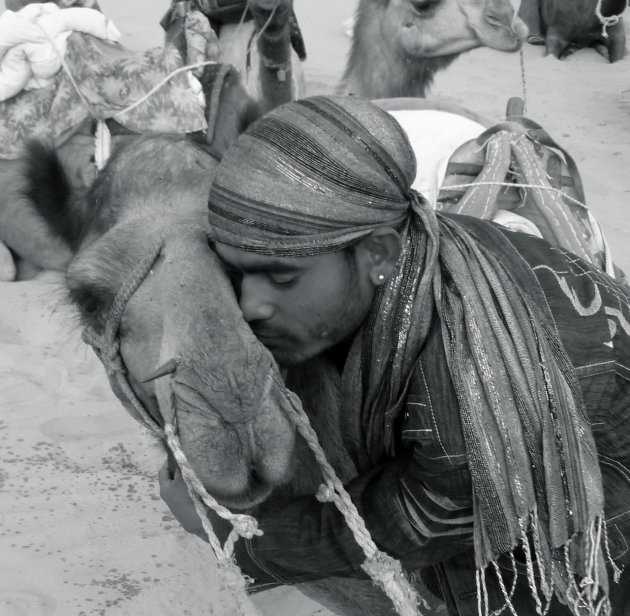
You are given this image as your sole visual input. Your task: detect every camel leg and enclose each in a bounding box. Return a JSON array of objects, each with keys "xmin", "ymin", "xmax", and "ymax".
[
  {"xmin": 544, "ymin": 28, "xmax": 569, "ymax": 59},
  {"xmin": 605, "ymin": 19, "xmax": 627, "ymax": 63},
  {"xmin": 518, "ymin": 0, "xmax": 544, "ymax": 44},
  {"xmin": 247, "ymin": 0, "xmax": 294, "ymax": 114}
]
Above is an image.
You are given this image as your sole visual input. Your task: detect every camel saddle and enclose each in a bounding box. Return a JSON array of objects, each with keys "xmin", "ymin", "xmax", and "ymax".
[{"xmin": 438, "ymin": 97, "xmax": 617, "ymax": 277}]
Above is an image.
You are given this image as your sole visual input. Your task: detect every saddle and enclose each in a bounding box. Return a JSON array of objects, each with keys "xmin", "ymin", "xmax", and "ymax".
[
  {"xmin": 378, "ymin": 96, "xmax": 622, "ymax": 281},
  {"xmin": 438, "ymin": 97, "xmax": 618, "ymax": 278}
]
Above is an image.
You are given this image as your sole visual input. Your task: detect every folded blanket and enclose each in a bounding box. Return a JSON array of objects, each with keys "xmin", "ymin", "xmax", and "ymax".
[
  {"xmin": 0, "ymin": 31, "xmax": 207, "ymax": 159},
  {"xmin": 0, "ymin": 4, "xmax": 120, "ymax": 101}
]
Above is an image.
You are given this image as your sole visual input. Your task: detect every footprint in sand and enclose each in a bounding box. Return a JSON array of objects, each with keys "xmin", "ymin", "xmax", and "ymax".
[{"xmin": 0, "ymin": 590, "xmax": 56, "ymax": 616}]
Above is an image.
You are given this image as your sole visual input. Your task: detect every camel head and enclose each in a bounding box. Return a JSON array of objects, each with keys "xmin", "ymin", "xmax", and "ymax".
[
  {"xmin": 24, "ymin": 135, "xmax": 299, "ymax": 510},
  {"xmin": 343, "ymin": 0, "xmax": 528, "ymax": 98},
  {"xmin": 380, "ymin": 0, "xmax": 527, "ymax": 57}
]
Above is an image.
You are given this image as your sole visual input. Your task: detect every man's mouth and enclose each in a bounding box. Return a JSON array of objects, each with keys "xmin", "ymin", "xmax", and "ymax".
[{"xmin": 252, "ymin": 330, "xmax": 284, "ymax": 345}]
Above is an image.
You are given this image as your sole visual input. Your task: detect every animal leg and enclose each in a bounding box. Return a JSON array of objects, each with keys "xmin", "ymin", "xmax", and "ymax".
[
  {"xmin": 518, "ymin": 0, "xmax": 544, "ymax": 44},
  {"xmin": 544, "ymin": 29, "xmax": 570, "ymax": 59},
  {"xmin": 605, "ymin": 19, "xmax": 627, "ymax": 63}
]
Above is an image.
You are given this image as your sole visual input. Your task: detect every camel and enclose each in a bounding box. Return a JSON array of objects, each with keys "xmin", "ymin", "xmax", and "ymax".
[
  {"xmin": 339, "ymin": 0, "xmax": 529, "ymax": 99},
  {"xmin": 0, "ymin": 0, "xmax": 302, "ymax": 281},
  {"xmin": 518, "ymin": 0, "xmax": 627, "ymax": 62},
  {"xmin": 24, "ymin": 127, "xmax": 457, "ymax": 616}
]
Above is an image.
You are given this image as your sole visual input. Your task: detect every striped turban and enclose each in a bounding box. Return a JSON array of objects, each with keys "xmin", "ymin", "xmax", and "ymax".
[
  {"xmin": 207, "ymin": 95, "xmax": 610, "ymax": 613},
  {"xmin": 207, "ymin": 95, "xmax": 418, "ymax": 254}
]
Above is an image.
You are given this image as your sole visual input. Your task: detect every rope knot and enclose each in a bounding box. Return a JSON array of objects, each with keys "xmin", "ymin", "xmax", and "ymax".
[
  {"xmin": 315, "ymin": 483, "xmax": 335, "ymax": 503},
  {"xmin": 361, "ymin": 553, "xmax": 421, "ymax": 616},
  {"xmin": 362, "ymin": 552, "xmax": 403, "ymax": 584},
  {"xmin": 216, "ymin": 562, "xmax": 252, "ymax": 592},
  {"xmin": 81, "ymin": 328, "xmax": 127, "ymax": 375},
  {"xmin": 101, "ymin": 339, "xmax": 127, "ymax": 375},
  {"xmin": 231, "ymin": 514, "xmax": 263, "ymax": 539}
]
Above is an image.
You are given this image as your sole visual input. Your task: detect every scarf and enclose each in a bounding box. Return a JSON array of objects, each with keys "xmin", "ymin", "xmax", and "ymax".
[{"xmin": 207, "ymin": 95, "xmax": 612, "ymax": 614}]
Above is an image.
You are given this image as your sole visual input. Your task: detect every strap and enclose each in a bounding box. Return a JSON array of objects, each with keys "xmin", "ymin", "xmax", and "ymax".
[{"xmin": 476, "ymin": 118, "xmax": 586, "ymax": 204}]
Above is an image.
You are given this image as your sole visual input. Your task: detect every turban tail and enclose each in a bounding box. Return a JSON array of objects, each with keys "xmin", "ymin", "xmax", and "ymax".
[{"xmin": 208, "ymin": 96, "xmax": 612, "ymax": 613}]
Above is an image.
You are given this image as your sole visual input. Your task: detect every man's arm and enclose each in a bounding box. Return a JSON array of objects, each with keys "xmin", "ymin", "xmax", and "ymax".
[
  {"xmin": 232, "ymin": 453, "xmax": 474, "ymax": 585},
  {"xmin": 159, "ymin": 449, "xmax": 473, "ymax": 585}
]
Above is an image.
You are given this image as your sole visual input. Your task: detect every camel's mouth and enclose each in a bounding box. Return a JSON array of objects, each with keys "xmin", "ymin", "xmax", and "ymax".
[
  {"xmin": 473, "ymin": 14, "xmax": 528, "ymax": 53},
  {"xmin": 208, "ymin": 470, "xmax": 276, "ymax": 511}
]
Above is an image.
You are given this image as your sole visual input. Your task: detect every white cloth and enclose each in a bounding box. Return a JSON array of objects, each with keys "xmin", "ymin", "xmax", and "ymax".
[
  {"xmin": 388, "ymin": 109, "xmax": 486, "ymax": 208},
  {"xmin": 0, "ymin": 4, "xmax": 121, "ymax": 101}
]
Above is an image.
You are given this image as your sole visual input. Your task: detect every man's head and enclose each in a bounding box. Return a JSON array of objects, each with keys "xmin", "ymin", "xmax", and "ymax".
[
  {"xmin": 207, "ymin": 96, "xmax": 418, "ymax": 366},
  {"xmin": 214, "ymin": 229, "xmax": 401, "ymax": 366}
]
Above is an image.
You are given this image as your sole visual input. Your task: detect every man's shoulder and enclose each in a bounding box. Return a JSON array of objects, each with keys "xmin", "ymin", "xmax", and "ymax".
[{"xmin": 444, "ymin": 213, "xmax": 630, "ymax": 369}]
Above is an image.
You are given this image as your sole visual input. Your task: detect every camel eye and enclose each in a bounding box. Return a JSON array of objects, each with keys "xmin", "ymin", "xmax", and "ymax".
[
  {"xmin": 68, "ymin": 282, "xmax": 112, "ymax": 331},
  {"xmin": 409, "ymin": 0, "xmax": 440, "ymax": 13}
]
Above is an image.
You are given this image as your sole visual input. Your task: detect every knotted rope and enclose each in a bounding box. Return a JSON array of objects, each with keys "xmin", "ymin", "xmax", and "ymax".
[
  {"xmin": 81, "ymin": 240, "xmax": 264, "ymax": 616},
  {"xmin": 80, "ymin": 232, "xmax": 429, "ymax": 615},
  {"xmin": 278, "ymin": 378, "xmax": 425, "ymax": 616},
  {"xmin": 594, "ymin": 0, "xmax": 622, "ymax": 37}
]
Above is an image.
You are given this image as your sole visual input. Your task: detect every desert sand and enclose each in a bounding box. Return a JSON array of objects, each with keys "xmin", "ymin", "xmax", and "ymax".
[{"xmin": 1, "ymin": 1, "xmax": 630, "ymax": 615}]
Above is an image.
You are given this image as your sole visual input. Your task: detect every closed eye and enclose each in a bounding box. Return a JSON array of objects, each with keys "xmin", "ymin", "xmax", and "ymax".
[
  {"xmin": 409, "ymin": 0, "xmax": 441, "ymax": 14},
  {"xmin": 269, "ymin": 273, "xmax": 298, "ymax": 286}
]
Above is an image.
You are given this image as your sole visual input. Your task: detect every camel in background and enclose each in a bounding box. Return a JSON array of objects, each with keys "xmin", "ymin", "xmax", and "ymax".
[
  {"xmin": 518, "ymin": 0, "xmax": 627, "ymax": 62},
  {"xmin": 340, "ymin": 0, "xmax": 528, "ymax": 98}
]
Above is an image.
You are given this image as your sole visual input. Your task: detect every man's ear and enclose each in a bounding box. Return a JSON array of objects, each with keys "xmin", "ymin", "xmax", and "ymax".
[{"xmin": 355, "ymin": 227, "xmax": 402, "ymax": 286}]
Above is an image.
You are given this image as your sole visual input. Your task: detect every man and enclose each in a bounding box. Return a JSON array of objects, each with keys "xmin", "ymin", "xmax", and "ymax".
[{"xmin": 160, "ymin": 95, "xmax": 630, "ymax": 615}]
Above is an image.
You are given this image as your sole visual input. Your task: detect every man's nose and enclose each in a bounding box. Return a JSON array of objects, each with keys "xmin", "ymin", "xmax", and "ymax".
[{"xmin": 239, "ymin": 276, "xmax": 275, "ymax": 322}]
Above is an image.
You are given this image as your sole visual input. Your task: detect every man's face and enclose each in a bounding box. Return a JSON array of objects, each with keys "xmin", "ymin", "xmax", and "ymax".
[{"xmin": 214, "ymin": 243, "xmax": 376, "ymax": 367}]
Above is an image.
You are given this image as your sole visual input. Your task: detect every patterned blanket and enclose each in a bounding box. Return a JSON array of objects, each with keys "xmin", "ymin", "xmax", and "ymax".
[{"xmin": 0, "ymin": 32, "xmax": 207, "ymax": 159}]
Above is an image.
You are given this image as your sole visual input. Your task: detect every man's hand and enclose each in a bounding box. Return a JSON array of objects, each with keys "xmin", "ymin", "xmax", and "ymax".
[{"xmin": 158, "ymin": 460, "xmax": 209, "ymax": 541}]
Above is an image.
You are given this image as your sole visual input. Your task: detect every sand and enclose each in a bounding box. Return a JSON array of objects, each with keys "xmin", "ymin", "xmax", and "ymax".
[{"xmin": 1, "ymin": 1, "xmax": 629, "ymax": 614}]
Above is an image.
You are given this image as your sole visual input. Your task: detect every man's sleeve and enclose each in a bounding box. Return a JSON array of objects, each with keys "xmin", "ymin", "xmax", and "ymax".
[{"xmin": 234, "ymin": 449, "xmax": 474, "ymax": 585}]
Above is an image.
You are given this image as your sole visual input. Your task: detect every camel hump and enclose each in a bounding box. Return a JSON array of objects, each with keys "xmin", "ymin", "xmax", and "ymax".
[{"xmin": 22, "ymin": 141, "xmax": 81, "ymax": 252}]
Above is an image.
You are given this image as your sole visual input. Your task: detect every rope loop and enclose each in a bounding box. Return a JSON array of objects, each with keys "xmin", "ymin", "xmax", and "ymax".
[{"xmin": 595, "ymin": 0, "xmax": 621, "ymax": 37}]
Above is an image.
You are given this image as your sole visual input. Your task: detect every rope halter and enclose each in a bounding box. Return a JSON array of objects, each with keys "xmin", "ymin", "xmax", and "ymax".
[{"xmin": 80, "ymin": 238, "xmax": 428, "ymax": 615}]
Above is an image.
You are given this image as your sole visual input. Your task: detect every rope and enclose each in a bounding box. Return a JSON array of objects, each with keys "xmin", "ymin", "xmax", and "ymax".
[
  {"xmin": 442, "ymin": 179, "xmax": 587, "ymax": 209},
  {"xmin": 278, "ymin": 378, "xmax": 425, "ymax": 616},
  {"xmin": 594, "ymin": 0, "xmax": 621, "ymax": 37},
  {"xmin": 112, "ymin": 59, "xmax": 218, "ymax": 118},
  {"xmin": 81, "ymin": 238, "xmax": 264, "ymax": 615},
  {"xmin": 244, "ymin": 2, "xmax": 278, "ymax": 62},
  {"xmin": 37, "ymin": 14, "xmax": 219, "ymax": 168},
  {"xmin": 164, "ymin": 423, "xmax": 262, "ymax": 556},
  {"xmin": 82, "ymin": 235, "xmax": 426, "ymax": 614},
  {"xmin": 519, "ymin": 49, "xmax": 528, "ymax": 116}
]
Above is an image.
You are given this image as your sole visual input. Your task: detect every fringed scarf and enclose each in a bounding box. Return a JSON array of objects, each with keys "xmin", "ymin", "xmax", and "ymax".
[{"xmin": 207, "ymin": 95, "xmax": 612, "ymax": 615}]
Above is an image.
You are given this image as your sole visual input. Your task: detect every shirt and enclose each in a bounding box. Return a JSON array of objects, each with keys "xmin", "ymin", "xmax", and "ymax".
[{"xmin": 234, "ymin": 217, "xmax": 630, "ymax": 615}]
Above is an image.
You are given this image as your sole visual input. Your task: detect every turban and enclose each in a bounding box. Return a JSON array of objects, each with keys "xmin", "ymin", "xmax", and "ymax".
[
  {"xmin": 207, "ymin": 95, "xmax": 610, "ymax": 613},
  {"xmin": 207, "ymin": 95, "xmax": 419, "ymax": 255}
]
